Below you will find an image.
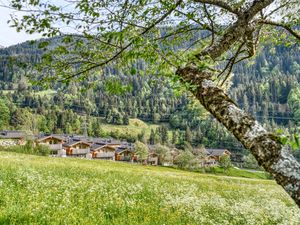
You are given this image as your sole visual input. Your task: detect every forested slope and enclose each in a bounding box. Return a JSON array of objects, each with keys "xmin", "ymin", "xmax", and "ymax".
[{"xmin": 0, "ymin": 39, "xmax": 299, "ymax": 156}]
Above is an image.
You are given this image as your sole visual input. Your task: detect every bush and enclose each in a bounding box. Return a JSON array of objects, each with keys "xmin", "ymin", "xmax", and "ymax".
[
  {"xmin": 0, "ymin": 141, "xmax": 50, "ymax": 156},
  {"xmin": 243, "ymin": 154, "xmax": 260, "ymax": 170},
  {"xmin": 134, "ymin": 141, "xmax": 148, "ymax": 164},
  {"xmin": 219, "ymin": 155, "xmax": 232, "ymax": 172},
  {"xmin": 174, "ymin": 150, "xmax": 196, "ymax": 170}
]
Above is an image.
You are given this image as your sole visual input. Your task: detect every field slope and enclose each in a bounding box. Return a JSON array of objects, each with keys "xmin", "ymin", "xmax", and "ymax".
[{"xmin": 0, "ymin": 152, "xmax": 299, "ymax": 225}]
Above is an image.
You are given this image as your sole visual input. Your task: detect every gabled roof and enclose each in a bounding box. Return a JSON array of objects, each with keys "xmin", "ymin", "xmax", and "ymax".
[
  {"xmin": 63, "ymin": 139, "xmax": 92, "ymax": 147},
  {"xmin": 36, "ymin": 135, "xmax": 65, "ymax": 142},
  {"xmin": 91, "ymin": 143, "xmax": 108, "ymax": 151},
  {"xmin": 206, "ymin": 149, "xmax": 231, "ymax": 156},
  {"xmin": 115, "ymin": 146, "xmax": 134, "ymax": 154},
  {"xmin": 0, "ymin": 130, "xmax": 25, "ymax": 139}
]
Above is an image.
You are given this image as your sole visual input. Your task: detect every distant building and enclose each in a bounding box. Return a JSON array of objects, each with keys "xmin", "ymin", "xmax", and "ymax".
[
  {"xmin": 0, "ymin": 130, "xmax": 25, "ymax": 147},
  {"xmin": 63, "ymin": 139, "xmax": 91, "ymax": 157},
  {"xmin": 36, "ymin": 134, "xmax": 65, "ymax": 156},
  {"xmin": 205, "ymin": 149, "xmax": 231, "ymax": 166},
  {"xmin": 115, "ymin": 145, "xmax": 136, "ymax": 162},
  {"xmin": 91, "ymin": 143, "xmax": 120, "ymax": 160}
]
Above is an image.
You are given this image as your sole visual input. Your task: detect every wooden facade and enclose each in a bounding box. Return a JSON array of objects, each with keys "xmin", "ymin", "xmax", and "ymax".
[
  {"xmin": 36, "ymin": 136, "xmax": 65, "ymax": 155},
  {"xmin": 64, "ymin": 141, "xmax": 91, "ymax": 157},
  {"xmin": 204, "ymin": 149, "xmax": 231, "ymax": 166},
  {"xmin": 92, "ymin": 145, "xmax": 117, "ymax": 160},
  {"xmin": 147, "ymin": 153, "xmax": 159, "ymax": 165},
  {"xmin": 115, "ymin": 149, "xmax": 136, "ymax": 162}
]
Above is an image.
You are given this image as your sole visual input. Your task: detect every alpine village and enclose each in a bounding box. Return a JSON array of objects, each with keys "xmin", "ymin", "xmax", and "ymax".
[{"xmin": 0, "ymin": 1, "xmax": 299, "ymax": 224}]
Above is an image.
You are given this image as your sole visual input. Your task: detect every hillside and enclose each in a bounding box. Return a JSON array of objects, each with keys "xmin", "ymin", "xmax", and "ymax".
[
  {"xmin": 0, "ymin": 152, "xmax": 299, "ymax": 224},
  {"xmin": 0, "ymin": 40, "xmax": 299, "ymax": 158}
]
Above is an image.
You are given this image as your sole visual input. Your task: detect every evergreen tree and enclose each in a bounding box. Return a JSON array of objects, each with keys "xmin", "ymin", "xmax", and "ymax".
[
  {"xmin": 149, "ymin": 129, "xmax": 155, "ymax": 145},
  {"xmin": 0, "ymin": 99, "xmax": 10, "ymax": 129},
  {"xmin": 123, "ymin": 113, "xmax": 129, "ymax": 125},
  {"xmin": 158, "ymin": 125, "xmax": 168, "ymax": 144},
  {"xmin": 185, "ymin": 126, "xmax": 192, "ymax": 144}
]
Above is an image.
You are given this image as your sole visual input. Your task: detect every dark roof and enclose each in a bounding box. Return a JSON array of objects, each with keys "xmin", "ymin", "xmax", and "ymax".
[
  {"xmin": 115, "ymin": 146, "xmax": 134, "ymax": 154},
  {"xmin": 36, "ymin": 134, "xmax": 66, "ymax": 142},
  {"xmin": 91, "ymin": 143, "xmax": 107, "ymax": 151},
  {"xmin": 63, "ymin": 139, "xmax": 91, "ymax": 147},
  {"xmin": 0, "ymin": 130, "xmax": 25, "ymax": 139},
  {"xmin": 206, "ymin": 149, "xmax": 231, "ymax": 156}
]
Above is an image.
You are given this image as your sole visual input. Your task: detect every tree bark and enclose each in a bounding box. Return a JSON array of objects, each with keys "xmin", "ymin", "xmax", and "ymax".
[{"xmin": 177, "ymin": 66, "xmax": 300, "ymax": 207}]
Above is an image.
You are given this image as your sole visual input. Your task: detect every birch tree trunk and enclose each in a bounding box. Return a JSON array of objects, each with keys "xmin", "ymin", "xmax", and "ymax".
[{"xmin": 177, "ymin": 66, "xmax": 300, "ymax": 207}]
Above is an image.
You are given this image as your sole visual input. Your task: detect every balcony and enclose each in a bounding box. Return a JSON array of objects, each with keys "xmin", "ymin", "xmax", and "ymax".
[
  {"xmin": 72, "ymin": 148, "xmax": 90, "ymax": 155},
  {"xmin": 95, "ymin": 152, "xmax": 114, "ymax": 158},
  {"xmin": 49, "ymin": 144, "xmax": 63, "ymax": 150}
]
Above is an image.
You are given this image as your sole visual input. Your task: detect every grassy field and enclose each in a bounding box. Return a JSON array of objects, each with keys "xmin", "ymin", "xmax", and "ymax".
[
  {"xmin": 207, "ymin": 167, "xmax": 272, "ymax": 180},
  {"xmin": 0, "ymin": 152, "xmax": 299, "ymax": 225}
]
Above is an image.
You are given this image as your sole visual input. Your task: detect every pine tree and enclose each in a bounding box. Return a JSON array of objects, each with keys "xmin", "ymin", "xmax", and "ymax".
[
  {"xmin": 0, "ymin": 99, "xmax": 10, "ymax": 129},
  {"xmin": 185, "ymin": 126, "xmax": 192, "ymax": 144},
  {"xmin": 149, "ymin": 129, "xmax": 155, "ymax": 145}
]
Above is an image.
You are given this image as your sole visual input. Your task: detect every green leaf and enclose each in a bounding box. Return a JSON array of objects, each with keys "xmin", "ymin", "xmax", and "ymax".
[
  {"xmin": 130, "ymin": 67, "xmax": 137, "ymax": 75},
  {"xmin": 38, "ymin": 41, "xmax": 49, "ymax": 49}
]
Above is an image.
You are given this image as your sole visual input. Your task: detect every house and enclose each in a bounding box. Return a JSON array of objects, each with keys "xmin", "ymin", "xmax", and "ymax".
[
  {"xmin": 147, "ymin": 152, "xmax": 159, "ymax": 165},
  {"xmin": 63, "ymin": 139, "xmax": 91, "ymax": 157},
  {"xmin": 205, "ymin": 149, "xmax": 231, "ymax": 166},
  {"xmin": 36, "ymin": 134, "xmax": 66, "ymax": 156},
  {"xmin": 0, "ymin": 130, "xmax": 26, "ymax": 147},
  {"xmin": 91, "ymin": 142, "xmax": 120, "ymax": 160},
  {"xmin": 115, "ymin": 146, "xmax": 136, "ymax": 162},
  {"xmin": 147, "ymin": 145, "xmax": 159, "ymax": 165}
]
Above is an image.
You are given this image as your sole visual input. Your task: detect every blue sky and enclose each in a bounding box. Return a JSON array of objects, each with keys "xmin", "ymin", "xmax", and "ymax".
[{"xmin": 0, "ymin": 6, "xmax": 41, "ymax": 47}]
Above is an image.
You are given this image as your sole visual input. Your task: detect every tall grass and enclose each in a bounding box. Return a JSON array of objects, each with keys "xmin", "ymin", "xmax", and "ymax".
[{"xmin": 0, "ymin": 152, "xmax": 299, "ymax": 225}]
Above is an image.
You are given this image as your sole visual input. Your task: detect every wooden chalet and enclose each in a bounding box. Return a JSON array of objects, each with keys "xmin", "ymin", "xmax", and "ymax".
[
  {"xmin": 0, "ymin": 130, "xmax": 26, "ymax": 146},
  {"xmin": 115, "ymin": 146, "xmax": 136, "ymax": 162},
  {"xmin": 206, "ymin": 149, "xmax": 231, "ymax": 163},
  {"xmin": 36, "ymin": 135, "xmax": 65, "ymax": 155},
  {"xmin": 63, "ymin": 139, "xmax": 91, "ymax": 157},
  {"xmin": 147, "ymin": 152, "xmax": 159, "ymax": 165},
  {"xmin": 147, "ymin": 145, "xmax": 159, "ymax": 165},
  {"xmin": 91, "ymin": 143, "xmax": 120, "ymax": 160}
]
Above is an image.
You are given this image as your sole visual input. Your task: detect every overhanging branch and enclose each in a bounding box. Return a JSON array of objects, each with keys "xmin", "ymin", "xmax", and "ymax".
[
  {"xmin": 192, "ymin": 0, "xmax": 239, "ymax": 15},
  {"xmin": 258, "ymin": 20, "xmax": 300, "ymax": 41}
]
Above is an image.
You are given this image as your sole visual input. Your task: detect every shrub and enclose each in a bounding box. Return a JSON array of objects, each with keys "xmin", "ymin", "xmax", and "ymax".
[
  {"xmin": 219, "ymin": 155, "xmax": 232, "ymax": 172},
  {"xmin": 0, "ymin": 141, "xmax": 50, "ymax": 156},
  {"xmin": 174, "ymin": 150, "xmax": 195, "ymax": 170}
]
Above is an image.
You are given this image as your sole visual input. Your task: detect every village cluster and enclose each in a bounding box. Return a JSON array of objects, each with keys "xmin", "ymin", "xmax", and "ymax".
[{"xmin": 0, "ymin": 130, "xmax": 232, "ymax": 166}]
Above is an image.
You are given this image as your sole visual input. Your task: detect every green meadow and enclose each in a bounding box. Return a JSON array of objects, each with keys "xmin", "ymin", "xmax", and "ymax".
[{"xmin": 0, "ymin": 152, "xmax": 299, "ymax": 225}]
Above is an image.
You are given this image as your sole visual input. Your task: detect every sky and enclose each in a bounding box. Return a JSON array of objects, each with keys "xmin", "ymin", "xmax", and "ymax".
[{"xmin": 0, "ymin": 5, "xmax": 41, "ymax": 47}]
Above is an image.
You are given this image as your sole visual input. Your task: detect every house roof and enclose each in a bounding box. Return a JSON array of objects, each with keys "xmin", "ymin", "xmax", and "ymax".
[
  {"xmin": 206, "ymin": 149, "xmax": 231, "ymax": 156},
  {"xmin": 115, "ymin": 146, "xmax": 134, "ymax": 154},
  {"xmin": 36, "ymin": 135, "xmax": 65, "ymax": 142},
  {"xmin": 89, "ymin": 137, "xmax": 121, "ymax": 145},
  {"xmin": 63, "ymin": 139, "xmax": 92, "ymax": 147},
  {"xmin": 91, "ymin": 143, "xmax": 108, "ymax": 151},
  {"xmin": 0, "ymin": 130, "xmax": 25, "ymax": 139}
]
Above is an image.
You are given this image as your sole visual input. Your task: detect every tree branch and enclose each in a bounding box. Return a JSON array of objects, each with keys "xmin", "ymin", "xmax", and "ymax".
[
  {"xmin": 61, "ymin": 0, "xmax": 183, "ymax": 81},
  {"xmin": 192, "ymin": 0, "xmax": 239, "ymax": 15},
  {"xmin": 258, "ymin": 20, "xmax": 300, "ymax": 41},
  {"xmin": 194, "ymin": 0, "xmax": 275, "ymax": 61}
]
